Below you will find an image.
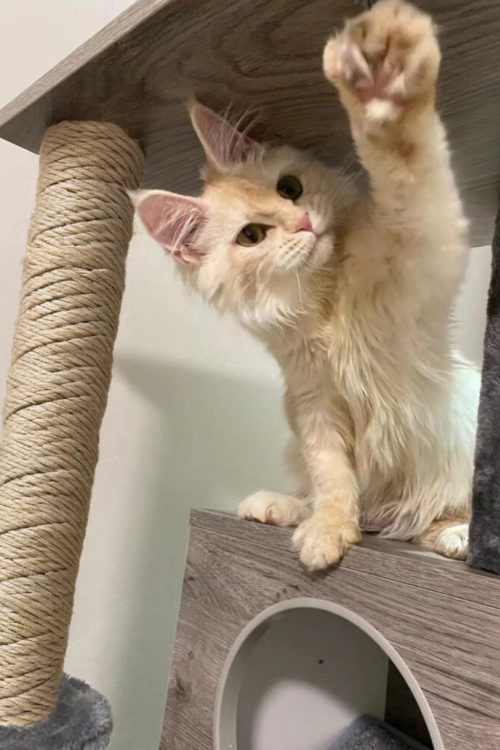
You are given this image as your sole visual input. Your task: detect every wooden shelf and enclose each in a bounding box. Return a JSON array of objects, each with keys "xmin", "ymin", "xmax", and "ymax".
[
  {"xmin": 0, "ymin": 0, "xmax": 499, "ymax": 246},
  {"xmin": 162, "ymin": 509, "xmax": 500, "ymax": 749},
  {"xmin": 190, "ymin": 509, "xmax": 499, "ymax": 606}
]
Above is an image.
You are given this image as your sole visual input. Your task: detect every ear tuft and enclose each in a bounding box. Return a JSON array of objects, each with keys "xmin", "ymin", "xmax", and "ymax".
[
  {"xmin": 133, "ymin": 190, "xmax": 206, "ymax": 265},
  {"xmin": 189, "ymin": 100, "xmax": 260, "ymax": 171}
]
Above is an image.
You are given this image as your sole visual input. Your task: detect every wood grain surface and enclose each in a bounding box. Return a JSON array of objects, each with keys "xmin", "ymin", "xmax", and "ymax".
[
  {"xmin": 191, "ymin": 509, "xmax": 500, "ymax": 608},
  {"xmin": 0, "ymin": 0, "xmax": 499, "ymax": 245},
  {"xmin": 161, "ymin": 511, "xmax": 500, "ymax": 750}
]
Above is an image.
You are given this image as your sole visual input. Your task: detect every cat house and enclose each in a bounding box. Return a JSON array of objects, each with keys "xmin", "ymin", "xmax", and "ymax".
[{"xmin": 161, "ymin": 509, "xmax": 499, "ymax": 749}]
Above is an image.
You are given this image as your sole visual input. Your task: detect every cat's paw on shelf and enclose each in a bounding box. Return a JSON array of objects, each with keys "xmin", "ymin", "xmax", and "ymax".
[
  {"xmin": 239, "ymin": 491, "xmax": 310, "ymax": 528},
  {"xmin": 416, "ymin": 520, "xmax": 470, "ymax": 561},
  {"xmin": 293, "ymin": 515, "xmax": 362, "ymax": 571}
]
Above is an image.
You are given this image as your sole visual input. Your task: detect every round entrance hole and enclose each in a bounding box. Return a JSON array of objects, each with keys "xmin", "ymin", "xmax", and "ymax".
[{"xmin": 215, "ymin": 599, "xmax": 443, "ymax": 750}]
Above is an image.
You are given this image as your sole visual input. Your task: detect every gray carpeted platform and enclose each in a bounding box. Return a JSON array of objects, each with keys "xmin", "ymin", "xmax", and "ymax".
[
  {"xmin": 0, "ymin": 674, "xmax": 112, "ymax": 750},
  {"xmin": 329, "ymin": 716, "xmax": 431, "ymax": 750},
  {"xmin": 470, "ymin": 207, "xmax": 500, "ymax": 575}
]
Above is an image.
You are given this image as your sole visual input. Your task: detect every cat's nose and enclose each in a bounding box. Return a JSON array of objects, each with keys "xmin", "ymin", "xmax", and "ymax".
[{"xmin": 293, "ymin": 214, "xmax": 314, "ymax": 233}]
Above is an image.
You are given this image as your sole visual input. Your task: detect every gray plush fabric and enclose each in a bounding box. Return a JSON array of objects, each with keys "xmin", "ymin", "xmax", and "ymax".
[
  {"xmin": 0, "ymin": 674, "xmax": 112, "ymax": 750},
  {"xmin": 329, "ymin": 716, "xmax": 430, "ymax": 750},
  {"xmin": 470, "ymin": 208, "xmax": 500, "ymax": 574}
]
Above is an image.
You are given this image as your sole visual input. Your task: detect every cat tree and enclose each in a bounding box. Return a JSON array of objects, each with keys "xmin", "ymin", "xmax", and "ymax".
[{"xmin": 0, "ymin": 0, "xmax": 499, "ymax": 749}]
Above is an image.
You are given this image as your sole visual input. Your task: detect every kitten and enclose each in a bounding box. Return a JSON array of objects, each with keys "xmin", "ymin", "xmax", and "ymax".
[{"xmin": 133, "ymin": 0, "xmax": 480, "ymax": 570}]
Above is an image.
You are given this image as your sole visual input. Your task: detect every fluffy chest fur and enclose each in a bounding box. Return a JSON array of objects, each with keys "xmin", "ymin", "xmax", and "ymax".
[{"xmin": 273, "ymin": 293, "xmax": 453, "ymax": 489}]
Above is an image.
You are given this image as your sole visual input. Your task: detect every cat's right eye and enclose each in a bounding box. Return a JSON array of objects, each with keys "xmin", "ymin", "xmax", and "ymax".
[
  {"xmin": 277, "ymin": 175, "xmax": 303, "ymax": 201},
  {"xmin": 236, "ymin": 224, "xmax": 268, "ymax": 247}
]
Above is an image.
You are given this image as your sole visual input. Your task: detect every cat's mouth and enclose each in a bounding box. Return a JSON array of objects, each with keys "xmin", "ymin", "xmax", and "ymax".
[
  {"xmin": 308, "ymin": 232, "xmax": 332, "ymax": 264},
  {"xmin": 278, "ymin": 231, "xmax": 332, "ymax": 273}
]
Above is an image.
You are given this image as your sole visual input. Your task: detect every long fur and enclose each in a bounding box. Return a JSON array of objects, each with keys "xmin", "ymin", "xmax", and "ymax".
[{"xmin": 136, "ymin": 0, "xmax": 480, "ymax": 570}]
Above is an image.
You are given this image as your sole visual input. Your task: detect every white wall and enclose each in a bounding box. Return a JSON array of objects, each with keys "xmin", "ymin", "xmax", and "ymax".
[{"xmin": 0, "ymin": 3, "xmax": 491, "ymax": 750}]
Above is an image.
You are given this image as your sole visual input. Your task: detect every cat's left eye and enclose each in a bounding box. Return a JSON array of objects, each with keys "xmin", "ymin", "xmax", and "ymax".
[
  {"xmin": 236, "ymin": 224, "xmax": 268, "ymax": 246},
  {"xmin": 277, "ymin": 175, "xmax": 303, "ymax": 201}
]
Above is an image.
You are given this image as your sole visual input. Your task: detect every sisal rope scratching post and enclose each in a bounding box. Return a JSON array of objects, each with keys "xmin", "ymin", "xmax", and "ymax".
[{"xmin": 0, "ymin": 121, "xmax": 143, "ymax": 745}]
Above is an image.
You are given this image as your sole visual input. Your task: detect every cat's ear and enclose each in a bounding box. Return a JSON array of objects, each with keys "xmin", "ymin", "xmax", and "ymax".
[
  {"xmin": 130, "ymin": 190, "xmax": 206, "ymax": 265},
  {"xmin": 189, "ymin": 100, "xmax": 260, "ymax": 171}
]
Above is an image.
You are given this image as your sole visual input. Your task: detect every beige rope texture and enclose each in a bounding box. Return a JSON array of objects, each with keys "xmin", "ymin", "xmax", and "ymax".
[{"xmin": 0, "ymin": 121, "xmax": 144, "ymax": 726}]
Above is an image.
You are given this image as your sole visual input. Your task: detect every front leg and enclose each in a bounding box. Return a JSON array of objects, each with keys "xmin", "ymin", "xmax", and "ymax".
[
  {"xmin": 323, "ymin": 0, "xmax": 465, "ymax": 246},
  {"xmin": 292, "ymin": 413, "xmax": 361, "ymax": 571}
]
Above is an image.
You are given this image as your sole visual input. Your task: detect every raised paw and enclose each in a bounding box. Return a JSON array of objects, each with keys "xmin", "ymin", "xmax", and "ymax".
[
  {"xmin": 293, "ymin": 514, "xmax": 361, "ymax": 571},
  {"xmin": 238, "ymin": 491, "xmax": 310, "ymax": 527},
  {"xmin": 323, "ymin": 0, "xmax": 440, "ymax": 126}
]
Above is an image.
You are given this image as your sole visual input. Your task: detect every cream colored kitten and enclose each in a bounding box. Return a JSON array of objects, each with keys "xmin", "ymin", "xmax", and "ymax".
[{"xmin": 133, "ymin": 0, "xmax": 479, "ymax": 570}]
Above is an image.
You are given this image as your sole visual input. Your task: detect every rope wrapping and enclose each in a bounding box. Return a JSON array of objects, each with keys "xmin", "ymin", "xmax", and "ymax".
[{"xmin": 0, "ymin": 121, "xmax": 144, "ymax": 726}]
